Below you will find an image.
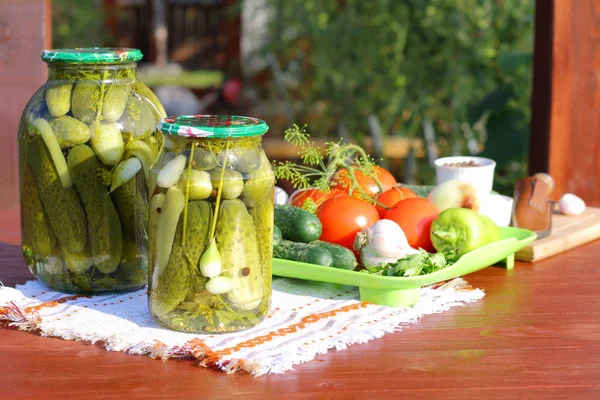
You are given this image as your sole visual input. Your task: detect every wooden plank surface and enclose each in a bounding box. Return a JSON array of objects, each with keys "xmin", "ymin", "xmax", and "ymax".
[
  {"xmin": 2, "ymin": 207, "xmax": 600, "ymax": 398},
  {"xmin": 516, "ymin": 206, "xmax": 600, "ymax": 262},
  {"xmin": 0, "ymin": 0, "xmax": 51, "ymax": 209}
]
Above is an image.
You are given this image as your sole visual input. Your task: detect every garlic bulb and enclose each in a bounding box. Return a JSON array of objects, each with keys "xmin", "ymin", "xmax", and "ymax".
[
  {"xmin": 274, "ymin": 186, "xmax": 289, "ymax": 205},
  {"xmin": 558, "ymin": 193, "xmax": 586, "ymax": 216},
  {"xmin": 353, "ymin": 219, "xmax": 419, "ymax": 269}
]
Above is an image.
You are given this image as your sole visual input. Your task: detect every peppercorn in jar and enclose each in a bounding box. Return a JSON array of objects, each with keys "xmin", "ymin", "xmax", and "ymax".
[
  {"xmin": 148, "ymin": 115, "xmax": 274, "ymax": 333},
  {"xmin": 18, "ymin": 48, "xmax": 166, "ymax": 293}
]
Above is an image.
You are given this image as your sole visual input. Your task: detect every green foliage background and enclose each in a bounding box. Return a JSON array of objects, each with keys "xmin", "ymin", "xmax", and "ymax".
[
  {"xmin": 51, "ymin": 0, "xmax": 108, "ymax": 49},
  {"xmin": 256, "ymin": 0, "xmax": 535, "ymax": 194},
  {"xmin": 50, "ymin": 0, "xmax": 535, "ymax": 194}
]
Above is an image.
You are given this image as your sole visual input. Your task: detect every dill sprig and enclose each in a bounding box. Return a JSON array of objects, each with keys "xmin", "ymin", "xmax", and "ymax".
[
  {"xmin": 284, "ymin": 124, "xmax": 311, "ymax": 147},
  {"xmin": 273, "ymin": 160, "xmax": 312, "ymax": 189},
  {"xmin": 272, "ymin": 124, "xmax": 388, "ymax": 210}
]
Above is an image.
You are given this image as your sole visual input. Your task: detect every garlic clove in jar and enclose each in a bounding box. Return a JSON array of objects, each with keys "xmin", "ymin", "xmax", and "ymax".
[{"xmin": 558, "ymin": 193, "xmax": 586, "ymax": 216}]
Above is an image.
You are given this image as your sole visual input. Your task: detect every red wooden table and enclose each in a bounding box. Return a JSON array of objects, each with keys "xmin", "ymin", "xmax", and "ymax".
[{"xmin": 1, "ymin": 206, "xmax": 600, "ymax": 399}]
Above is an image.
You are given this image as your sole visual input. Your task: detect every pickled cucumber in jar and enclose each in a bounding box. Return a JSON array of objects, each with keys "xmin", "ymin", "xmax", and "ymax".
[
  {"xmin": 18, "ymin": 48, "xmax": 165, "ymax": 294},
  {"xmin": 148, "ymin": 115, "xmax": 273, "ymax": 333}
]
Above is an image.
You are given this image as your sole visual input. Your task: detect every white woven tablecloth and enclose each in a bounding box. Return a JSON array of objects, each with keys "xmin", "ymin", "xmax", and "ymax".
[{"xmin": 0, "ymin": 277, "xmax": 484, "ymax": 376}]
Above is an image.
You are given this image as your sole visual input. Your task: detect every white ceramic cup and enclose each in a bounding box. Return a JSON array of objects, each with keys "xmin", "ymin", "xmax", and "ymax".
[{"xmin": 434, "ymin": 156, "xmax": 496, "ymax": 195}]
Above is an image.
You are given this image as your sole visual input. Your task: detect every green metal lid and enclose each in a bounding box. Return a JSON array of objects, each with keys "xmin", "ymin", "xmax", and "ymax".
[
  {"xmin": 158, "ymin": 115, "xmax": 269, "ymax": 138},
  {"xmin": 41, "ymin": 48, "xmax": 143, "ymax": 64}
]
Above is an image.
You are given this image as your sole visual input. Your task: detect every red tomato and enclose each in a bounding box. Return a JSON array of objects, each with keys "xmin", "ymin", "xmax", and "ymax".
[
  {"xmin": 384, "ymin": 198, "xmax": 439, "ymax": 252},
  {"xmin": 317, "ymin": 195, "xmax": 380, "ymax": 251},
  {"xmin": 374, "ymin": 186, "xmax": 419, "ymax": 218},
  {"xmin": 289, "ymin": 188, "xmax": 345, "ymax": 208},
  {"xmin": 332, "ymin": 165, "xmax": 397, "ymax": 199}
]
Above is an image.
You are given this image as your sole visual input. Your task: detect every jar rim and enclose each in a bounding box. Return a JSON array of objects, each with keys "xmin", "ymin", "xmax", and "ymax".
[
  {"xmin": 41, "ymin": 48, "xmax": 143, "ymax": 64},
  {"xmin": 158, "ymin": 115, "xmax": 269, "ymax": 138}
]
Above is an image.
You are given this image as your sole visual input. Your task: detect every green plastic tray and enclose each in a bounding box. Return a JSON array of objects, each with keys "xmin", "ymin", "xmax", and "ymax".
[{"xmin": 272, "ymin": 226, "xmax": 536, "ymax": 308}]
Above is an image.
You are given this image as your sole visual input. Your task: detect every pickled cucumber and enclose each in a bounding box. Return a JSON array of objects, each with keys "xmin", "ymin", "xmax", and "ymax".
[
  {"xmin": 249, "ymin": 193, "xmax": 274, "ymax": 283},
  {"xmin": 21, "ymin": 165, "xmax": 57, "ymax": 257},
  {"xmin": 90, "ymin": 121, "xmax": 125, "ymax": 166},
  {"xmin": 210, "ymin": 169, "xmax": 244, "ymax": 199},
  {"xmin": 148, "ymin": 193, "xmax": 165, "ymax": 280},
  {"xmin": 241, "ymin": 152, "xmax": 275, "ymax": 207},
  {"xmin": 110, "ymin": 173, "xmax": 148, "ymax": 268},
  {"xmin": 111, "ymin": 175, "xmax": 148, "ymax": 245},
  {"xmin": 127, "ymin": 95, "xmax": 157, "ymax": 138},
  {"xmin": 27, "ymin": 136, "xmax": 88, "ymax": 253},
  {"xmin": 72, "ymin": 82, "xmax": 100, "ymax": 124},
  {"xmin": 116, "ymin": 240, "xmax": 146, "ymax": 284},
  {"xmin": 155, "ymin": 187, "xmax": 185, "ymax": 275},
  {"xmin": 177, "ymin": 169, "xmax": 212, "ymax": 200},
  {"xmin": 33, "ymin": 118, "xmax": 72, "ymax": 188},
  {"xmin": 241, "ymin": 178, "xmax": 273, "ymax": 208},
  {"xmin": 226, "ymin": 147, "xmax": 261, "ymax": 173},
  {"xmin": 102, "ymin": 85, "xmax": 129, "ymax": 122},
  {"xmin": 62, "ymin": 246, "xmax": 94, "ymax": 273},
  {"xmin": 192, "ymin": 147, "xmax": 218, "ymax": 171},
  {"xmin": 68, "ymin": 144, "xmax": 122, "ymax": 274},
  {"xmin": 215, "ymin": 199, "xmax": 265, "ymax": 311},
  {"xmin": 150, "ymin": 200, "xmax": 212, "ymax": 317},
  {"xmin": 144, "ymin": 135, "xmax": 161, "ymax": 160},
  {"xmin": 131, "ymin": 80, "xmax": 167, "ymax": 118},
  {"xmin": 45, "ymin": 83, "xmax": 72, "ymax": 117},
  {"xmin": 182, "ymin": 201, "xmax": 212, "ymax": 269},
  {"xmin": 245, "ymin": 151, "xmax": 274, "ymax": 281},
  {"xmin": 150, "ymin": 220, "xmax": 190, "ymax": 317},
  {"xmin": 119, "ymin": 240, "xmax": 140, "ymax": 267},
  {"xmin": 49, "ymin": 116, "xmax": 91, "ymax": 149}
]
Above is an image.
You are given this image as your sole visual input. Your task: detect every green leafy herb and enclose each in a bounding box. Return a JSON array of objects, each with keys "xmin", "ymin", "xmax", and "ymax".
[
  {"xmin": 272, "ymin": 124, "xmax": 384, "ymax": 209},
  {"xmin": 362, "ymin": 250, "xmax": 458, "ymax": 277},
  {"xmin": 95, "ymin": 275, "xmax": 120, "ymax": 289}
]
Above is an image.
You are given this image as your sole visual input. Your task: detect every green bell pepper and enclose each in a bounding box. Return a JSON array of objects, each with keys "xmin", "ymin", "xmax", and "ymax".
[{"xmin": 430, "ymin": 208, "xmax": 500, "ymax": 257}]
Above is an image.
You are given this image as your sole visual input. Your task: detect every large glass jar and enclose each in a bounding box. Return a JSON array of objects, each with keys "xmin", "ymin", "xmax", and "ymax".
[
  {"xmin": 148, "ymin": 115, "xmax": 274, "ymax": 333},
  {"xmin": 18, "ymin": 48, "xmax": 166, "ymax": 293}
]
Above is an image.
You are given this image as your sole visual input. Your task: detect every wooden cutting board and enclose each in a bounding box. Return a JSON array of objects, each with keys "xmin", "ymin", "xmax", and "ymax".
[{"xmin": 515, "ymin": 206, "xmax": 600, "ymax": 262}]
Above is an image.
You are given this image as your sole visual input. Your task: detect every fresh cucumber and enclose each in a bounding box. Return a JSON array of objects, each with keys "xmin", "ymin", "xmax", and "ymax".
[
  {"xmin": 313, "ymin": 241, "xmax": 358, "ymax": 271},
  {"xmin": 273, "ymin": 225, "xmax": 283, "ymax": 247},
  {"xmin": 273, "ymin": 240, "xmax": 333, "ymax": 267},
  {"xmin": 274, "ymin": 204, "xmax": 322, "ymax": 243}
]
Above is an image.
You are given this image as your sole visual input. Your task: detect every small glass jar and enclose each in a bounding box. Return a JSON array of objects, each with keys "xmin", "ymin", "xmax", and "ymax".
[
  {"xmin": 18, "ymin": 48, "xmax": 166, "ymax": 293},
  {"xmin": 148, "ymin": 115, "xmax": 274, "ymax": 333}
]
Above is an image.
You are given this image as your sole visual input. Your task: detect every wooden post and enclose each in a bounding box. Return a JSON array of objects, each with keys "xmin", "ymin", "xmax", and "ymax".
[
  {"xmin": 152, "ymin": 0, "xmax": 168, "ymax": 66},
  {"xmin": 0, "ymin": 0, "xmax": 52, "ymax": 209},
  {"xmin": 530, "ymin": 0, "xmax": 600, "ymax": 202}
]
